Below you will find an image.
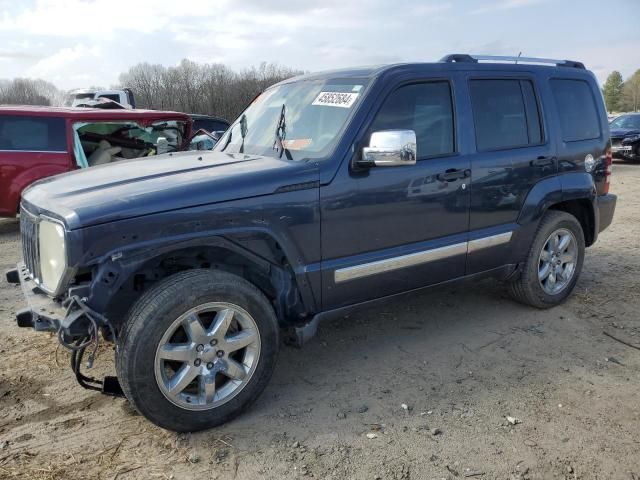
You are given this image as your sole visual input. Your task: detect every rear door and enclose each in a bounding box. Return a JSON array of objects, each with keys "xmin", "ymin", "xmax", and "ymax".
[{"xmin": 463, "ymin": 74, "xmax": 556, "ymax": 274}]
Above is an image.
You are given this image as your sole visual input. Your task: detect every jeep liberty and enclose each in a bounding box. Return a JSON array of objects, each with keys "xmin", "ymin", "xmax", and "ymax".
[{"xmin": 6, "ymin": 54, "xmax": 616, "ymax": 431}]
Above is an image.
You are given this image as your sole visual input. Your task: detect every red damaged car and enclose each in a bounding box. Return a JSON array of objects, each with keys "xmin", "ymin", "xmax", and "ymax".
[{"xmin": 0, "ymin": 105, "xmax": 192, "ymax": 217}]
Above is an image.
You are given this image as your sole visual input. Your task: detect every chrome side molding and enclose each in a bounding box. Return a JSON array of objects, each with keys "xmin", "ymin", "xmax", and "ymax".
[
  {"xmin": 334, "ymin": 231, "xmax": 513, "ymax": 283},
  {"xmin": 334, "ymin": 242, "xmax": 467, "ymax": 283},
  {"xmin": 467, "ymin": 231, "xmax": 513, "ymax": 253}
]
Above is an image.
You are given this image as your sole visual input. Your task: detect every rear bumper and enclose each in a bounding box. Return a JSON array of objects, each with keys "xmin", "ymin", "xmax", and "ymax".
[
  {"xmin": 5, "ymin": 262, "xmax": 65, "ymax": 332},
  {"xmin": 597, "ymin": 194, "xmax": 616, "ymax": 233}
]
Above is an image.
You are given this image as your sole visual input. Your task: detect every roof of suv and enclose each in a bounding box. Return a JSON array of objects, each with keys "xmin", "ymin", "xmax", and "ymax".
[
  {"xmin": 276, "ymin": 55, "xmax": 591, "ymax": 85},
  {"xmin": 0, "ymin": 105, "xmax": 191, "ymax": 122}
]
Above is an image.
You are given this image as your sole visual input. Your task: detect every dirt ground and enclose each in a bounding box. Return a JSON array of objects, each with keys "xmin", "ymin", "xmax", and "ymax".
[{"xmin": 0, "ymin": 164, "xmax": 638, "ymax": 480}]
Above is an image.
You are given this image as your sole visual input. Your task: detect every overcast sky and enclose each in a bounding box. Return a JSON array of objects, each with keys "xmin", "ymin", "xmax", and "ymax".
[{"xmin": 0, "ymin": 0, "xmax": 638, "ymax": 90}]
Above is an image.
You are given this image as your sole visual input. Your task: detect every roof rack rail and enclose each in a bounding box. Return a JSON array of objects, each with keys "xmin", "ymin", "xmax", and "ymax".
[{"xmin": 439, "ymin": 54, "xmax": 585, "ymax": 69}]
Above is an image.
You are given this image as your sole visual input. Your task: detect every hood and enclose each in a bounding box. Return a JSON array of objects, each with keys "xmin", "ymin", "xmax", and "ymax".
[
  {"xmin": 610, "ymin": 128, "xmax": 640, "ymax": 138},
  {"xmin": 22, "ymin": 150, "xmax": 319, "ymax": 230}
]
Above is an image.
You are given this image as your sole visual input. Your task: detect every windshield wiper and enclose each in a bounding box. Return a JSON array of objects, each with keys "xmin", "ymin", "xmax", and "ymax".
[
  {"xmin": 239, "ymin": 114, "xmax": 247, "ymax": 153},
  {"xmin": 273, "ymin": 104, "xmax": 291, "ymax": 160}
]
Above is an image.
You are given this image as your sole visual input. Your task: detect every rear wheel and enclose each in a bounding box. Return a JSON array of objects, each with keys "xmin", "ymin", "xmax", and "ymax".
[
  {"xmin": 507, "ymin": 211, "xmax": 585, "ymax": 309},
  {"xmin": 116, "ymin": 269, "xmax": 279, "ymax": 431}
]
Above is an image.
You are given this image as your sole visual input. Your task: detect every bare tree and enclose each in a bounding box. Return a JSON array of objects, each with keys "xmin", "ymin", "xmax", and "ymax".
[
  {"xmin": 0, "ymin": 78, "xmax": 61, "ymax": 106},
  {"xmin": 118, "ymin": 60, "xmax": 303, "ymax": 120}
]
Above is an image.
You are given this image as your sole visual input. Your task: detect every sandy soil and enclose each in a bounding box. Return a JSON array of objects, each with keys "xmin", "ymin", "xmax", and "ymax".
[{"xmin": 0, "ymin": 164, "xmax": 638, "ymax": 480}]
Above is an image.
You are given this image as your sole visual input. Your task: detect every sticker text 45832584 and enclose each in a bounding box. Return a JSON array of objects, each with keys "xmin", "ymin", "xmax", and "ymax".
[{"xmin": 312, "ymin": 91, "xmax": 359, "ymax": 108}]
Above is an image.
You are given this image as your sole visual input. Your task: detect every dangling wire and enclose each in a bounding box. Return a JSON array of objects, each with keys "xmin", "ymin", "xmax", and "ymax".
[{"xmin": 56, "ymin": 296, "xmax": 119, "ymax": 392}]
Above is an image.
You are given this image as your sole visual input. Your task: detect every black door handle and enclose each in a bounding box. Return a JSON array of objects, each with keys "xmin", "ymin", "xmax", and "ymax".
[
  {"xmin": 532, "ymin": 156, "xmax": 555, "ymax": 167},
  {"xmin": 437, "ymin": 168, "xmax": 469, "ymax": 182}
]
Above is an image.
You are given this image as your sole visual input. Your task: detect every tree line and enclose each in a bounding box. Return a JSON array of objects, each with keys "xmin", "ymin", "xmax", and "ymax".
[
  {"xmin": 602, "ymin": 69, "xmax": 640, "ymax": 113},
  {"xmin": 0, "ymin": 60, "xmax": 302, "ymax": 121},
  {"xmin": 3, "ymin": 60, "xmax": 639, "ymax": 117},
  {"xmin": 117, "ymin": 60, "xmax": 303, "ymax": 121},
  {"xmin": 0, "ymin": 78, "xmax": 63, "ymax": 106}
]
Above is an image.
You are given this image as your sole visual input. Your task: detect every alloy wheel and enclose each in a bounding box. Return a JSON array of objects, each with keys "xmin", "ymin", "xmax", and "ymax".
[
  {"xmin": 154, "ymin": 302, "xmax": 261, "ymax": 411},
  {"xmin": 538, "ymin": 228, "xmax": 578, "ymax": 295}
]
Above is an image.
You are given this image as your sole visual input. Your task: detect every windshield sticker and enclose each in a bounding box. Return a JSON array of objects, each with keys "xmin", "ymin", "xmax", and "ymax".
[
  {"xmin": 312, "ymin": 91, "xmax": 359, "ymax": 108},
  {"xmin": 284, "ymin": 138, "xmax": 312, "ymax": 150}
]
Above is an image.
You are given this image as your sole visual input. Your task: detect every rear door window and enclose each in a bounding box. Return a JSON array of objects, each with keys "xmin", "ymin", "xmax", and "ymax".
[
  {"xmin": 469, "ymin": 79, "xmax": 543, "ymax": 151},
  {"xmin": 0, "ymin": 116, "xmax": 67, "ymax": 152},
  {"xmin": 550, "ymin": 79, "xmax": 600, "ymax": 142}
]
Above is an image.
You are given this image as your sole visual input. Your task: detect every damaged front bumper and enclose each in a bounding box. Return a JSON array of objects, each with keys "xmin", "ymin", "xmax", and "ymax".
[
  {"xmin": 6, "ymin": 262, "xmax": 65, "ymax": 332},
  {"xmin": 6, "ymin": 263, "xmax": 123, "ymax": 397},
  {"xmin": 6, "ymin": 262, "xmax": 108, "ymax": 338}
]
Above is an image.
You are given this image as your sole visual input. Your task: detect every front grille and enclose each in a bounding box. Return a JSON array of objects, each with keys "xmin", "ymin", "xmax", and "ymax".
[
  {"xmin": 20, "ymin": 207, "xmax": 41, "ymax": 282},
  {"xmin": 611, "ymin": 137, "xmax": 622, "ymax": 148}
]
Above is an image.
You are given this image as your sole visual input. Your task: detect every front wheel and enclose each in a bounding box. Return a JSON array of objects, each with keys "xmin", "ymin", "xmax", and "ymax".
[
  {"xmin": 507, "ymin": 211, "xmax": 585, "ymax": 309},
  {"xmin": 116, "ymin": 269, "xmax": 279, "ymax": 432}
]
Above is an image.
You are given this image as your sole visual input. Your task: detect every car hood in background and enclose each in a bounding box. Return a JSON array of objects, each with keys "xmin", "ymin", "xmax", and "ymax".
[
  {"xmin": 22, "ymin": 151, "xmax": 319, "ymax": 230},
  {"xmin": 610, "ymin": 128, "xmax": 640, "ymax": 138}
]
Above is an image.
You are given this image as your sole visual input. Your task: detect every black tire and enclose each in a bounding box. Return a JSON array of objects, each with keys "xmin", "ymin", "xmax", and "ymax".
[
  {"xmin": 507, "ymin": 211, "xmax": 585, "ymax": 309},
  {"xmin": 116, "ymin": 269, "xmax": 279, "ymax": 432}
]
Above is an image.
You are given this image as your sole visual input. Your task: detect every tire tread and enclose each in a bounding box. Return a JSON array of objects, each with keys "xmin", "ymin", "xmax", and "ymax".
[
  {"xmin": 507, "ymin": 210, "xmax": 584, "ymax": 309},
  {"xmin": 115, "ymin": 269, "xmax": 279, "ymax": 431}
]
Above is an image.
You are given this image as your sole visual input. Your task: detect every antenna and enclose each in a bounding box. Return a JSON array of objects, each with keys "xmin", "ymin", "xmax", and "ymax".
[{"xmin": 516, "ymin": 52, "xmax": 522, "ymax": 64}]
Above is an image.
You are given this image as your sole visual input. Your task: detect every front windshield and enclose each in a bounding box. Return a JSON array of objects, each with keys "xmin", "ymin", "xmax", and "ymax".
[
  {"xmin": 214, "ymin": 79, "xmax": 368, "ymax": 160},
  {"xmin": 610, "ymin": 115, "xmax": 640, "ymax": 130}
]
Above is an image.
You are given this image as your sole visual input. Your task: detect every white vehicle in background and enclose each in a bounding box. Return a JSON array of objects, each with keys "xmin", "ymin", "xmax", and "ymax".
[{"xmin": 64, "ymin": 88, "xmax": 136, "ymax": 108}]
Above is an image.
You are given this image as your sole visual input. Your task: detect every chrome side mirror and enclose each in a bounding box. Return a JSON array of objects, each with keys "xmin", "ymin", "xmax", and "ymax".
[{"xmin": 361, "ymin": 130, "xmax": 417, "ymax": 167}]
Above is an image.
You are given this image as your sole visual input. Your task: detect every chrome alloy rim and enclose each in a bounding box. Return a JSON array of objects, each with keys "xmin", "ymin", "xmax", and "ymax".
[
  {"xmin": 154, "ymin": 302, "xmax": 261, "ymax": 411},
  {"xmin": 538, "ymin": 228, "xmax": 578, "ymax": 295}
]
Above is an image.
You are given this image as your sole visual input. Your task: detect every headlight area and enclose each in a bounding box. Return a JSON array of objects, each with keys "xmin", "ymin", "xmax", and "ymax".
[{"xmin": 38, "ymin": 218, "xmax": 67, "ymax": 293}]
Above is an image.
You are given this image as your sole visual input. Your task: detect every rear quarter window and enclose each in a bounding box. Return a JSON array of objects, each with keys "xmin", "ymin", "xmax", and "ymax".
[
  {"xmin": 550, "ymin": 79, "xmax": 600, "ymax": 142},
  {"xmin": 0, "ymin": 116, "xmax": 67, "ymax": 152}
]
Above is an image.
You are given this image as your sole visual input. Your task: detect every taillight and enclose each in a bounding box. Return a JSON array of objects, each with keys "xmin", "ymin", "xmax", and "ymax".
[{"xmin": 603, "ymin": 148, "xmax": 612, "ymax": 194}]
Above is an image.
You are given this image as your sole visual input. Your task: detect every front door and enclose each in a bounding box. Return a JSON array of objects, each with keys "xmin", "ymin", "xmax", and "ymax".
[{"xmin": 320, "ymin": 79, "xmax": 470, "ymax": 309}]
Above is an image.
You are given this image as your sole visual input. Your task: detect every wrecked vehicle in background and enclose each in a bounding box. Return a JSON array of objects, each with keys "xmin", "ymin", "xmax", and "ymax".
[
  {"xmin": 0, "ymin": 105, "xmax": 191, "ymax": 217},
  {"xmin": 189, "ymin": 129, "xmax": 225, "ymax": 150},
  {"xmin": 65, "ymin": 88, "xmax": 136, "ymax": 109},
  {"xmin": 188, "ymin": 115, "xmax": 230, "ymax": 150},
  {"xmin": 189, "ymin": 114, "xmax": 230, "ymax": 135},
  {"xmin": 609, "ymin": 113, "xmax": 640, "ymax": 162}
]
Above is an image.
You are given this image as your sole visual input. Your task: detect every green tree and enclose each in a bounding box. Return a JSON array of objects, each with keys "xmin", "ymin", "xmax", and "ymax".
[
  {"xmin": 602, "ymin": 71, "xmax": 624, "ymax": 112},
  {"xmin": 622, "ymin": 69, "xmax": 640, "ymax": 112}
]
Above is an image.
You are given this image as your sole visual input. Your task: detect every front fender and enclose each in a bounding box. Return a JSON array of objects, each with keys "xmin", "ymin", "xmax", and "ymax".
[
  {"xmin": 85, "ymin": 233, "xmax": 273, "ymax": 309},
  {"xmin": 72, "ymin": 189, "xmax": 321, "ymax": 320}
]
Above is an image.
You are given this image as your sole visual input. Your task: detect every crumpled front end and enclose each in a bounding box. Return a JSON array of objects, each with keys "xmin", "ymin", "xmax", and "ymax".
[{"xmin": 6, "ymin": 206, "xmax": 123, "ymax": 396}]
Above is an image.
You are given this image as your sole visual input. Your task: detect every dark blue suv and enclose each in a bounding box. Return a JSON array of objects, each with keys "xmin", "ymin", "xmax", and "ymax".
[{"xmin": 6, "ymin": 54, "xmax": 616, "ymax": 431}]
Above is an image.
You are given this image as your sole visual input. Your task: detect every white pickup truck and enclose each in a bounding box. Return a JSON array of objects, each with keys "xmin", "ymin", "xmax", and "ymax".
[{"xmin": 65, "ymin": 88, "xmax": 136, "ymax": 108}]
